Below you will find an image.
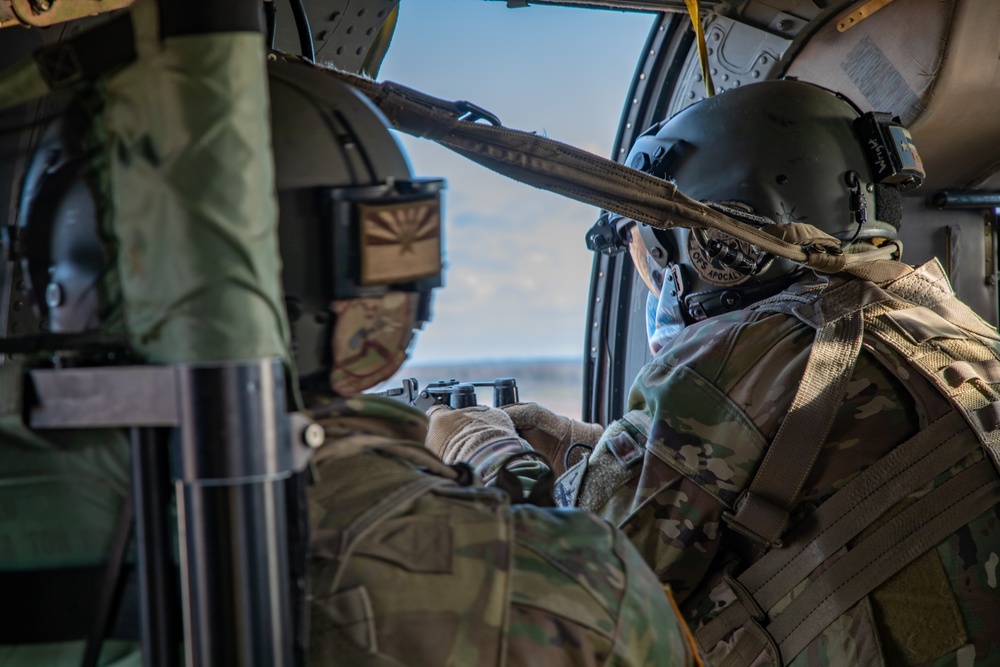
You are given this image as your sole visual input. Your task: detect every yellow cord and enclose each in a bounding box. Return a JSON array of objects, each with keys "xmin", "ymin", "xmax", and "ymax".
[
  {"xmin": 665, "ymin": 585, "xmax": 706, "ymax": 667},
  {"xmin": 361, "ymin": 4, "xmax": 399, "ymax": 79},
  {"xmin": 684, "ymin": 0, "xmax": 715, "ymax": 97}
]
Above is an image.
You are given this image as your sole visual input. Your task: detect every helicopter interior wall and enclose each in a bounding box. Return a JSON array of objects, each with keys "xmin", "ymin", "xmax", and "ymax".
[
  {"xmin": 592, "ymin": 0, "xmax": 1000, "ymax": 420},
  {"xmin": 897, "ymin": 200, "xmax": 999, "ymax": 327}
]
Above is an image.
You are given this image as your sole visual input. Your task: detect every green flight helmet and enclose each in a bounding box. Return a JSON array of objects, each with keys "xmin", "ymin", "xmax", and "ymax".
[
  {"xmin": 624, "ymin": 79, "xmax": 923, "ymax": 325},
  {"xmin": 269, "ymin": 59, "xmax": 445, "ymax": 395}
]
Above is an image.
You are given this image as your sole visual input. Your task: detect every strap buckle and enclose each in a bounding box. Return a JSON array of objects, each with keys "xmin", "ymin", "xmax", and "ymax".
[
  {"xmin": 722, "ymin": 491, "xmax": 786, "ymax": 549},
  {"xmin": 455, "ymin": 100, "xmax": 501, "ymax": 127}
]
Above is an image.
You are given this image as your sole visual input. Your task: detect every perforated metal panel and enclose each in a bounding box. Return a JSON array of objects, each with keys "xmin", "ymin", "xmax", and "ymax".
[{"xmin": 272, "ymin": 0, "xmax": 399, "ymax": 73}]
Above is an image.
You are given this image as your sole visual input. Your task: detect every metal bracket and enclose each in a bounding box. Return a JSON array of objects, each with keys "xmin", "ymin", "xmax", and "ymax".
[
  {"xmin": 27, "ymin": 364, "xmax": 320, "ymax": 471},
  {"xmin": 8, "ymin": 0, "xmax": 133, "ymax": 28},
  {"xmin": 836, "ymin": 0, "xmax": 895, "ymax": 32}
]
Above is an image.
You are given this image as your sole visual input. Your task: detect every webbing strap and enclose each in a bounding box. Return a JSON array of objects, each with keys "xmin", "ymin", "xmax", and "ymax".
[
  {"xmin": 310, "ymin": 474, "xmax": 455, "ymax": 595},
  {"xmin": 298, "ymin": 59, "xmax": 911, "ymax": 278},
  {"xmin": 724, "ymin": 310, "xmax": 864, "ymax": 546},
  {"xmin": 772, "ymin": 459, "xmax": 1000, "ymax": 659},
  {"xmin": 743, "ymin": 410, "xmax": 972, "ymax": 609},
  {"xmin": 695, "ymin": 409, "xmax": 972, "ymax": 650},
  {"xmin": 684, "ymin": 0, "xmax": 715, "ymax": 97},
  {"xmin": 700, "ymin": 456, "xmax": 1000, "ymax": 664},
  {"xmin": 717, "ymin": 621, "xmax": 773, "ymax": 667}
]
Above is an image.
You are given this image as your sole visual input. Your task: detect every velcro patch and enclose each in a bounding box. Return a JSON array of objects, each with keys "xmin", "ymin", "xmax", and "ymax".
[
  {"xmin": 606, "ymin": 431, "xmax": 644, "ymax": 468},
  {"xmin": 885, "ymin": 306, "xmax": 967, "ymax": 345}
]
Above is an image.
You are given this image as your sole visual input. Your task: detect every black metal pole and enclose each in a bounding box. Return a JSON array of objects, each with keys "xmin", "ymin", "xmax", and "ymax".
[
  {"xmin": 174, "ymin": 358, "xmax": 293, "ymax": 667},
  {"xmin": 930, "ymin": 190, "xmax": 1000, "ymax": 210},
  {"xmin": 132, "ymin": 427, "xmax": 181, "ymax": 667}
]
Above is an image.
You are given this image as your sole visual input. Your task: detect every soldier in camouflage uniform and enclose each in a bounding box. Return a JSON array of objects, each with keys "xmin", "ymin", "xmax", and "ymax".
[
  {"xmin": 270, "ymin": 59, "xmax": 701, "ymax": 667},
  {"xmin": 0, "ymin": 32, "xmax": 700, "ymax": 664},
  {"xmin": 428, "ymin": 80, "xmax": 1000, "ymax": 666}
]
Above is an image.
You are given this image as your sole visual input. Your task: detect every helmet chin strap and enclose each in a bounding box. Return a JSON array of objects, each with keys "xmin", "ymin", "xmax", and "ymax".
[{"xmin": 680, "ymin": 267, "xmax": 808, "ymax": 322}]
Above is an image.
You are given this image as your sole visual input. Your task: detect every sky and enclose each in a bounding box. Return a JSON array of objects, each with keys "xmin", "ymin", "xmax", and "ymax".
[{"xmin": 378, "ymin": 1, "xmax": 652, "ymax": 365}]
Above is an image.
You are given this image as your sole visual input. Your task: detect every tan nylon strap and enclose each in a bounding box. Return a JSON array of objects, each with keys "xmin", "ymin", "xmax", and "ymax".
[
  {"xmin": 696, "ymin": 409, "xmax": 972, "ymax": 654},
  {"xmin": 725, "ymin": 310, "xmax": 864, "ymax": 546},
  {"xmin": 299, "ymin": 58, "xmax": 908, "ymax": 277},
  {"xmin": 742, "ymin": 410, "xmax": 973, "ymax": 609},
  {"xmin": 771, "ymin": 458, "xmax": 1000, "ymax": 661},
  {"xmin": 717, "ymin": 621, "xmax": 773, "ymax": 667},
  {"xmin": 695, "ymin": 600, "xmax": 750, "ymax": 649}
]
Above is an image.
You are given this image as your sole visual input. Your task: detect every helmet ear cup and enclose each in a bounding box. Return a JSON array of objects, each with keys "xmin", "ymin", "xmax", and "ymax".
[{"xmin": 18, "ymin": 107, "xmax": 110, "ymax": 334}]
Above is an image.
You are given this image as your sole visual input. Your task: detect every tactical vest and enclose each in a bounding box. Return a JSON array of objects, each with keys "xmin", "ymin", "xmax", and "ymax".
[{"xmin": 693, "ymin": 259, "xmax": 1000, "ymax": 666}]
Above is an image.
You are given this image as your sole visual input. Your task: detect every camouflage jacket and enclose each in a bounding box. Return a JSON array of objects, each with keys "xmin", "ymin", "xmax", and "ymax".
[
  {"xmin": 306, "ymin": 393, "xmax": 700, "ymax": 667},
  {"xmin": 551, "ymin": 259, "xmax": 1000, "ymax": 667}
]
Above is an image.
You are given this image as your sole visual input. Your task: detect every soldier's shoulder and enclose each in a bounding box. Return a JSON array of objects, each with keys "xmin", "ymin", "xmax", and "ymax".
[
  {"xmin": 651, "ymin": 306, "xmax": 810, "ymax": 378},
  {"xmin": 508, "ymin": 506, "xmax": 697, "ymax": 667}
]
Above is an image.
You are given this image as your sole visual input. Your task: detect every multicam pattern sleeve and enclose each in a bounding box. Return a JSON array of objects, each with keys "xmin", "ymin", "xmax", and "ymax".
[{"xmin": 308, "ymin": 394, "xmax": 702, "ymax": 667}]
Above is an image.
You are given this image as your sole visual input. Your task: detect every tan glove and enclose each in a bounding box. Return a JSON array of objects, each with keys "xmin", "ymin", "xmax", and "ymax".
[
  {"xmin": 500, "ymin": 403, "xmax": 604, "ymax": 477},
  {"xmin": 425, "ymin": 404, "xmax": 530, "ymax": 466}
]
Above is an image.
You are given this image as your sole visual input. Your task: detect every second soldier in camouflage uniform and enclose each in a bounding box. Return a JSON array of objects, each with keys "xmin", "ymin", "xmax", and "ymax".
[{"xmin": 428, "ymin": 81, "xmax": 1000, "ymax": 666}]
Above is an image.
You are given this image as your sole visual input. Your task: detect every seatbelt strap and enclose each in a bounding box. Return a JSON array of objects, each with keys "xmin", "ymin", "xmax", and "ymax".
[
  {"xmin": 301, "ymin": 60, "xmax": 909, "ymax": 278},
  {"xmin": 701, "ymin": 453, "xmax": 1000, "ymax": 665},
  {"xmin": 696, "ymin": 408, "xmax": 974, "ymax": 650},
  {"xmin": 723, "ymin": 308, "xmax": 864, "ymax": 546},
  {"xmin": 772, "ymin": 458, "xmax": 1000, "ymax": 659},
  {"xmin": 742, "ymin": 411, "xmax": 972, "ymax": 609}
]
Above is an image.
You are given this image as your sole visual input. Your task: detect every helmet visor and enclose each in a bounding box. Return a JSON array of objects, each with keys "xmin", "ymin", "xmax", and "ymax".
[{"xmin": 625, "ymin": 222, "xmax": 665, "ymax": 299}]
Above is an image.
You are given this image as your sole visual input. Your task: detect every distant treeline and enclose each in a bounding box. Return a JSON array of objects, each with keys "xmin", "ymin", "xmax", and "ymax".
[{"xmin": 401, "ymin": 358, "xmax": 583, "ymax": 385}]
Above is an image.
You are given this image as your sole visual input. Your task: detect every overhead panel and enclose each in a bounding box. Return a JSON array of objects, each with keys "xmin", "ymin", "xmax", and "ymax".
[
  {"xmin": 666, "ymin": 14, "xmax": 791, "ymax": 118},
  {"xmin": 274, "ymin": 0, "xmax": 399, "ymax": 75},
  {"xmin": 487, "ymin": 0, "xmax": 710, "ymax": 11}
]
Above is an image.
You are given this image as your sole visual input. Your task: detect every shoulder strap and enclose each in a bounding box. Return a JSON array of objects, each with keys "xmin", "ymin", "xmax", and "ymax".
[
  {"xmin": 697, "ymin": 409, "xmax": 998, "ymax": 664},
  {"xmin": 724, "ymin": 285, "xmax": 867, "ymax": 547}
]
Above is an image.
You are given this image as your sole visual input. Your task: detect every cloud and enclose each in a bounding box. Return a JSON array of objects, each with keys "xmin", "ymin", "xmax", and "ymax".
[{"xmin": 379, "ymin": 3, "xmax": 651, "ymax": 364}]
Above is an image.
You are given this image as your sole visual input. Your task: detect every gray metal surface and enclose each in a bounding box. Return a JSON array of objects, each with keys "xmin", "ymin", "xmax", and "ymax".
[
  {"xmin": 175, "ymin": 359, "xmax": 293, "ymax": 667},
  {"xmin": 274, "ymin": 0, "xmax": 399, "ymax": 72},
  {"xmin": 29, "ymin": 366, "xmax": 180, "ymax": 428}
]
